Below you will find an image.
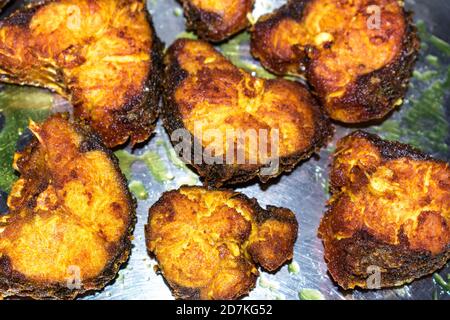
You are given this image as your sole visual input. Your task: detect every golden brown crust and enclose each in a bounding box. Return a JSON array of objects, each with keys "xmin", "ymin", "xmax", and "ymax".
[
  {"xmin": 145, "ymin": 186, "xmax": 298, "ymax": 300},
  {"xmin": 250, "ymin": 0, "xmax": 420, "ymax": 123},
  {"xmin": 180, "ymin": 0, "xmax": 254, "ymax": 42},
  {"xmin": 0, "ymin": 0, "xmax": 163, "ymax": 148},
  {"xmin": 319, "ymin": 131, "xmax": 450, "ymax": 290},
  {"xmin": 162, "ymin": 38, "xmax": 332, "ymax": 187},
  {"xmin": 0, "ymin": 114, "xmax": 136, "ymax": 299}
]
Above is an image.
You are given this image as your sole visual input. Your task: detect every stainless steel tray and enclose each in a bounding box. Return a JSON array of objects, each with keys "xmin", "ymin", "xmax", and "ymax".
[{"xmin": 0, "ymin": 0, "xmax": 449, "ymax": 300}]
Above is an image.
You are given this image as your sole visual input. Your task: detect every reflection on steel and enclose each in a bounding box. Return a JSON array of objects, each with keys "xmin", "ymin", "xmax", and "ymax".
[{"xmin": 1, "ymin": 0, "xmax": 448, "ymax": 300}]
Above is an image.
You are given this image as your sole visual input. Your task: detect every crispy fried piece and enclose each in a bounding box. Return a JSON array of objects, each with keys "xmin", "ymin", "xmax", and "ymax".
[
  {"xmin": 0, "ymin": 114, "xmax": 135, "ymax": 299},
  {"xmin": 163, "ymin": 39, "xmax": 332, "ymax": 186},
  {"xmin": 319, "ymin": 131, "xmax": 450, "ymax": 290},
  {"xmin": 251, "ymin": 0, "xmax": 420, "ymax": 123},
  {"xmin": 180, "ymin": 0, "xmax": 254, "ymax": 42},
  {"xmin": 145, "ymin": 186, "xmax": 298, "ymax": 300},
  {"xmin": 0, "ymin": 0, "xmax": 163, "ymax": 147}
]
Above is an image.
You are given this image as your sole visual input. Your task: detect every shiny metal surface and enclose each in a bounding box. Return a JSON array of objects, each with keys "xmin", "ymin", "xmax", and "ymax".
[
  {"xmin": 86, "ymin": 0, "xmax": 449, "ymax": 300},
  {"xmin": 2, "ymin": 0, "xmax": 449, "ymax": 300}
]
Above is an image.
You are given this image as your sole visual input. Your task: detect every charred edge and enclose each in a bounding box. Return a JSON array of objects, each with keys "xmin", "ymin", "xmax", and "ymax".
[
  {"xmin": 144, "ymin": 190, "xmax": 177, "ymax": 252},
  {"xmin": 181, "ymin": 0, "xmax": 224, "ymax": 42},
  {"xmin": 144, "ymin": 190, "xmax": 180, "ymax": 259},
  {"xmin": 254, "ymin": 0, "xmax": 307, "ymax": 27},
  {"xmin": 0, "ymin": 0, "xmax": 49, "ymax": 27},
  {"xmin": 108, "ymin": 13, "xmax": 163, "ymax": 147},
  {"xmin": 228, "ymin": 192, "xmax": 297, "ymax": 227},
  {"xmin": 323, "ymin": 229, "xmax": 450, "ymax": 290},
  {"xmin": 0, "ymin": 224, "xmax": 135, "ymax": 299},
  {"xmin": 166, "ymin": 271, "xmax": 257, "ymax": 300},
  {"xmin": 346, "ymin": 130, "xmax": 438, "ymax": 162},
  {"xmin": 168, "ymin": 281, "xmax": 202, "ymax": 300},
  {"xmin": 161, "ymin": 39, "xmax": 190, "ymax": 136},
  {"xmin": 250, "ymin": 0, "xmax": 309, "ymax": 75},
  {"xmin": 328, "ymin": 10, "xmax": 420, "ymax": 122},
  {"xmin": 162, "ymin": 40, "xmax": 332, "ymax": 187},
  {"xmin": 264, "ymin": 206, "xmax": 299, "ymax": 229}
]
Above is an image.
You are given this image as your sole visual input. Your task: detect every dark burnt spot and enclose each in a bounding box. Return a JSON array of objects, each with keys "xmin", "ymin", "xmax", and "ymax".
[
  {"xmin": 418, "ymin": 195, "xmax": 432, "ymax": 206},
  {"xmin": 54, "ymin": 153, "xmax": 63, "ymax": 163},
  {"xmin": 323, "ymin": 41, "xmax": 333, "ymax": 49},
  {"xmin": 110, "ymin": 202, "xmax": 122, "ymax": 212},
  {"xmin": 0, "ymin": 255, "xmax": 12, "ymax": 276},
  {"xmin": 397, "ymin": 225, "xmax": 411, "ymax": 247},
  {"xmin": 2, "ymin": 4, "xmax": 39, "ymax": 27},
  {"xmin": 260, "ymin": 0, "xmax": 307, "ymax": 27},
  {"xmin": 0, "ymin": 190, "xmax": 8, "ymax": 214},
  {"xmin": 348, "ymin": 130, "xmax": 434, "ymax": 162},
  {"xmin": 172, "ymin": 282, "xmax": 202, "ymax": 300},
  {"xmin": 164, "ymin": 43, "xmax": 189, "ymax": 91},
  {"xmin": 15, "ymin": 128, "xmax": 34, "ymax": 152},
  {"xmin": 183, "ymin": 1, "xmax": 228, "ymax": 42},
  {"xmin": 439, "ymin": 179, "xmax": 450, "ymax": 189},
  {"xmin": 70, "ymin": 170, "xmax": 78, "ymax": 179},
  {"xmin": 85, "ymin": 191, "xmax": 93, "ymax": 204},
  {"xmin": 57, "ymin": 45, "xmax": 86, "ymax": 69},
  {"xmin": 79, "ymin": 137, "xmax": 103, "ymax": 153},
  {"xmin": 324, "ymin": 228, "xmax": 450, "ymax": 289}
]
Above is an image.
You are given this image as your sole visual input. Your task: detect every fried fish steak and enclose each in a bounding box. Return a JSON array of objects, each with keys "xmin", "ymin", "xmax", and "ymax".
[
  {"xmin": 318, "ymin": 131, "xmax": 450, "ymax": 290},
  {"xmin": 0, "ymin": 114, "xmax": 135, "ymax": 299},
  {"xmin": 251, "ymin": 0, "xmax": 420, "ymax": 123},
  {"xmin": 145, "ymin": 186, "xmax": 298, "ymax": 300},
  {"xmin": 0, "ymin": 0, "xmax": 163, "ymax": 147},
  {"xmin": 179, "ymin": 0, "xmax": 254, "ymax": 42},
  {"xmin": 163, "ymin": 39, "xmax": 332, "ymax": 186}
]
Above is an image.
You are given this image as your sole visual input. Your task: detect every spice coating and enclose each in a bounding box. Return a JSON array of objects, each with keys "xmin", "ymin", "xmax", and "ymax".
[
  {"xmin": 251, "ymin": 0, "xmax": 420, "ymax": 123},
  {"xmin": 163, "ymin": 39, "xmax": 332, "ymax": 186},
  {"xmin": 145, "ymin": 186, "xmax": 298, "ymax": 299},
  {"xmin": 319, "ymin": 131, "xmax": 450, "ymax": 289},
  {"xmin": 0, "ymin": 0, "xmax": 163, "ymax": 147},
  {"xmin": 0, "ymin": 114, "xmax": 135, "ymax": 299}
]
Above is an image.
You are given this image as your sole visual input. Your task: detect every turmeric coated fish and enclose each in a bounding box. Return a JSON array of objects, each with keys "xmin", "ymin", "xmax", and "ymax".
[
  {"xmin": 0, "ymin": 114, "xmax": 135, "ymax": 299},
  {"xmin": 251, "ymin": 0, "xmax": 419, "ymax": 123},
  {"xmin": 145, "ymin": 186, "xmax": 298, "ymax": 299},
  {"xmin": 163, "ymin": 39, "xmax": 332, "ymax": 186},
  {"xmin": 0, "ymin": 0, "xmax": 163, "ymax": 147},
  {"xmin": 319, "ymin": 131, "xmax": 450, "ymax": 289}
]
